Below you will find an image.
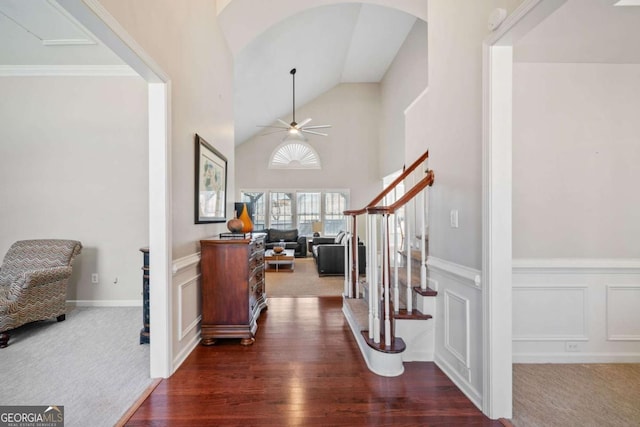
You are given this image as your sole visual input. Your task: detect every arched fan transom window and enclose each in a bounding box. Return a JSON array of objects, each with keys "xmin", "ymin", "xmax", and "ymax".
[{"xmin": 269, "ymin": 142, "xmax": 321, "ymax": 169}]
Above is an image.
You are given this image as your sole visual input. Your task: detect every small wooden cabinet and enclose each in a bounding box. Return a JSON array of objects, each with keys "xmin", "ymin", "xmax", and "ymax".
[{"xmin": 200, "ymin": 235, "xmax": 267, "ymax": 346}]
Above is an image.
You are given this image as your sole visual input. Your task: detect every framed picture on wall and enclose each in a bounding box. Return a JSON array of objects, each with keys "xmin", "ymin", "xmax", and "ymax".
[{"xmin": 195, "ymin": 134, "xmax": 227, "ymax": 223}]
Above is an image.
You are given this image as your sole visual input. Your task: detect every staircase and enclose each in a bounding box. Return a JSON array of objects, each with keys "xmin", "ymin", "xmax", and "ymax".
[{"xmin": 341, "ymin": 150, "xmax": 436, "ymax": 376}]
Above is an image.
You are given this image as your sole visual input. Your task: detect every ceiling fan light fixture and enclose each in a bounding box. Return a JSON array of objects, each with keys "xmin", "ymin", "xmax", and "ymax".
[{"xmin": 257, "ymin": 67, "xmax": 331, "ymax": 140}]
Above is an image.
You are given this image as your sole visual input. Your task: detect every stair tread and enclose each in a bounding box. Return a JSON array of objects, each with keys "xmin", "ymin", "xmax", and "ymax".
[
  {"xmin": 412, "ymin": 286, "xmax": 437, "ymax": 297},
  {"xmin": 397, "ymin": 249, "xmax": 424, "ymax": 262},
  {"xmin": 395, "ymin": 309, "xmax": 432, "ymax": 320},
  {"xmin": 361, "ymin": 331, "xmax": 406, "ymax": 354}
]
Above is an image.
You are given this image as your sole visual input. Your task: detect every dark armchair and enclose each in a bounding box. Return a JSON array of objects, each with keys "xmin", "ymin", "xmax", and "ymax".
[{"xmin": 0, "ymin": 239, "xmax": 82, "ymax": 348}]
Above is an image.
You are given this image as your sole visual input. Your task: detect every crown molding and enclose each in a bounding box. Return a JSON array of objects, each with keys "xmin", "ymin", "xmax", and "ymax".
[{"xmin": 0, "ymin": 64, "xmax": 138, "ymax": 77}]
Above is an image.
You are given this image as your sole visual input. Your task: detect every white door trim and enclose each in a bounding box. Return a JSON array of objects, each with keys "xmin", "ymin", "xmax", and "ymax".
[
  {"xmin": 55, "ymin": 0, "xmax": 173, "ymax": 378},
  {"xmin": 481, "ymin": 0, "xmax": 567, "ymax": 418}
]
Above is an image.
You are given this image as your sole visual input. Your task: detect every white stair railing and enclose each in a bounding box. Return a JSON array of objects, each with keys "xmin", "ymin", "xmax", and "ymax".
[{"xmin": 342, "ymin": 150, "xmax": 433, "ymax": 348}]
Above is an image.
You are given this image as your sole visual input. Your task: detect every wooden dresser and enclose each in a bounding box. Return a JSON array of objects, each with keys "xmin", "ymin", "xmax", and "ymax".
[{"xmin": 200, "ymin": 235, "xmax": 267, "ymax": 346}]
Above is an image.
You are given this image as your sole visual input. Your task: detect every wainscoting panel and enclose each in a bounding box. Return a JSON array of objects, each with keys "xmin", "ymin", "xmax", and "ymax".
[
  {"xmin": 607, "ymin": 285, "xmax": 640, "ymax": 341},
  {"xmin": 512, "ymin": 285, "xmax": 588, "ymax": 341},
  {"xmin": 430, "ymin": 257, "xmax": 483, "ymax": 409},
  {"xmin": 178, "ymin": 276, "xmax": 202, "ymax": 340},
  {"xmin": 513, "ymin": 259, "xmax": 640, "ymax": 363},
  {"xmin": 444, "ymin": 290, "xmax": 470, "ymax": 373},
  {"xmin": 172, "ymin": 252, "xmax": 202, "ymax": 371}
]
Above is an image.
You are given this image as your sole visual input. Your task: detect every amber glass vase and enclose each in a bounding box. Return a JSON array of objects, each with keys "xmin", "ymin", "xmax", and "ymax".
[{"xmin": 238, "ymin": 203, "xmax": 254, "ymax": 233}]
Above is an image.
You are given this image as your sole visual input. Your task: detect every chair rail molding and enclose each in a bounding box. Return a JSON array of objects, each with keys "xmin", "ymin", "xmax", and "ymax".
[
  {"xmin": 513, "ymin": 258, "xmax": 640, "ymax": 275},
  {"xmin": 427, "ymin": 256, "xmax": 481, "ymax": 290},
  {"xmin": 172, "ymin": 252, "xmax": 201, "ymax": 275}
]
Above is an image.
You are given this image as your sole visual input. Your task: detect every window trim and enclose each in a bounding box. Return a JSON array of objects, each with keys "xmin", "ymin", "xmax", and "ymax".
[{"xmin": 240, "ymin": 188, "xmax": 349, "ymax": 236}]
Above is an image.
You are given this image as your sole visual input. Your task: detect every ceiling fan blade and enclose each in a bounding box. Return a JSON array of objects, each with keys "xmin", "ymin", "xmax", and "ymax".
[
  {"xmin": 301, "ymin": 125, "xmax": 332, "ymax": 130},
  {"xmin": 297, "ymin": 118, "xmax": 312, "ymax": 127},
  {"xmin": 301, "ymin": 129, "xmax": 328, "ymax": 137},
  {"xmin": 257, "ymin": 125, "xmax": 289, "ymax": 129},
  {"xmin": 277, "ymin": 118, "xmax": 292, "ymax": 128},
  {"xmin": 260, "ymin": 129, "xmax": 288, "ymax": 136}
]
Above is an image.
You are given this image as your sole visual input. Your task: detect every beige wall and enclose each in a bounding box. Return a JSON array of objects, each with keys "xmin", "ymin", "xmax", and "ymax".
[
  {"xmin": 406, "ymin": 0, "xmax": 522, "ymax": 405},
  {"xmin": 418, "ymin": 0, "xmax": 522, "ymax": 270},
  {"xmin": 380, "ymin": 18, "xmax": 428, "ymax": 177},
  {"xmin": 97, "ymin": 0, "xmax": 235, "ymax": 367},
  {"xmin": 235, "ymin": 83, "xmax": 381, "ymax": 210},
  {"xmin": 513, "ymin": 62, "xmax": 640, "ymax": 258},
  {"xmin": 0, "ymin": 76, "xmax": 148, "ymax": 303},
  {"xmin": 99, "ymin": 0, "xmax": 235, "ymax": 259}
]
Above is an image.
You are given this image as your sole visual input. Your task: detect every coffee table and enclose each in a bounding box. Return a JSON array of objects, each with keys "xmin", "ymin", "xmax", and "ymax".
[{"xmin": 264, "ymin": 249, "xmax": 295, "ymax": 272}]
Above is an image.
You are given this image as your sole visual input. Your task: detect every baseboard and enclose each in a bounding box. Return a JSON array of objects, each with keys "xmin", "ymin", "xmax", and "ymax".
[
  {"xmin": 513, "ymin": 353, "xmax": 640, "ymax": 364},
  {"xmin": 68, "ymin": 300, "xmax": 142, "ymax": 307},
  {"xmin": 435, "ymin": 355, "xmax": 482, "ymax": 410},
  {"xmin": 172, "ymin": 332, "xmax": 201, "ymax": 373}
]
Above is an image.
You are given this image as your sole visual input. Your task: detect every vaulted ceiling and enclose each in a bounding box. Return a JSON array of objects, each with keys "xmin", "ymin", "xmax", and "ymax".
[
  {"xmin": 230, "ymin": 3, "xmax": 418, "ymax": 144},
  {"xmin": 2, "ymin": 0, "xmax": 640, "ymax": 146}
]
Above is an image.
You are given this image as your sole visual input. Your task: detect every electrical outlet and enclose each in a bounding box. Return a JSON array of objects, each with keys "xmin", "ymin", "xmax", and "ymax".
[
  {"xmin": 91, "ymin": 273, "xmax": 99, "ymax": 284},
  {"xmin": 565, "ymin": 342, "xmax": 579, "ymax": 352}
]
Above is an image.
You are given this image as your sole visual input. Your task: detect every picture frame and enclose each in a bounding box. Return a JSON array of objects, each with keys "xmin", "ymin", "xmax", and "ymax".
[{"xmin": 195, "ymin": 134, "xmax": 227, "ymax": 223}]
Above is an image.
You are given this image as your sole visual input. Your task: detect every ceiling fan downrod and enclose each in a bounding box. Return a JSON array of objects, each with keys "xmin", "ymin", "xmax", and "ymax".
[{"xmin": 290, "ymin": 68, "xmax": 297, "ymax": 126}]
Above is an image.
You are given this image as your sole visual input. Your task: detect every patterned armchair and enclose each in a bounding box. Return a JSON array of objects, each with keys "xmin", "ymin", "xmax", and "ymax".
[{"xmin": 0, "ymin": 239, "xmax": 82, "ymax": 348}]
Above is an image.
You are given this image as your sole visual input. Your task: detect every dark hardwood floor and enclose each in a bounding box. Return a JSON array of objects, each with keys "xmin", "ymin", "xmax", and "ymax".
[{"xmin": 126, "ymin": 297, "xmax": 501, "ymax": 426}]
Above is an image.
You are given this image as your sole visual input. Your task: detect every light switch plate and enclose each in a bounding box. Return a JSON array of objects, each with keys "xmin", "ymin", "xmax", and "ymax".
[{"xmin": 450, "ymin": 209, "xmax": 459, "ymax": 228}]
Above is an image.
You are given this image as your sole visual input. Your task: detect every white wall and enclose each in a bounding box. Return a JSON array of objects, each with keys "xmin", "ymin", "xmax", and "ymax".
[
  {"xmin": 511, "ymin": 62, "xmax": 640, "ymax": 362},
  {"xmin": 100, "ymin": 0, "xmax": 235, "ymax": 259},
  {"xmin": 98, "ymin": 0, "xmax": 235, "ymax": 368},
  {"xmin": 0, "ymin": 76, "xmax": 148, "ymax": 303},
  {"xmin": 236, "ymin": 83, "xmax": 381, "ymax": 211},
  {"xmin": 513, "ymin": 63, "xmax": 640, "ymax": 259},
  {"xmin": 407, "ymin": 0, "xmax": 522, "ymax": 409},
  {"xmin": 379, "ymin": 19, "xmax": 428, "ymax": 177}
]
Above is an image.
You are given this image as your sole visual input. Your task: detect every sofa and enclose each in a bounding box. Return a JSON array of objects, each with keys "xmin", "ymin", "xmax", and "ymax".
[
  {"xmin": 257, "ymin": 228, "xmax": 307, "ymax": 258},
  {"xmin": 311, "ymin": 232, "xmax": 365, "ymax": 276}
]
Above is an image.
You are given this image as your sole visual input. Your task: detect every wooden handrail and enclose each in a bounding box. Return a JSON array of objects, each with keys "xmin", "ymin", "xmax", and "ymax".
[
  {"xmin": 367, "ymin": 170, "xmax": 434, "ymax": 215},
  {"xmin": 343, "ymin": 149, "xmax": 429, "ymax": 217},
  {"xmin": 366, "ymin": 149, "xmax": 429, "ymax": 209}
]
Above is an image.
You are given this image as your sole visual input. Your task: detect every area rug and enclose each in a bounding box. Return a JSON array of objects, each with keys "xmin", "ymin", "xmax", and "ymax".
[
  {"xmin": 266, "ymin": 257, "xmax": 344, "ymax": 297},
  {"xmin": 512, "ymin": 363, "xmax": 640, "ymax": 426},
  {"xmin": 1, "ymin": 307, "xmax": 153, "ymax": 427}
]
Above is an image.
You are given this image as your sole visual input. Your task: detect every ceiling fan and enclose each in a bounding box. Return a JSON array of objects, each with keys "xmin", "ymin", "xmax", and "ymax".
[{"xmin": 258, "ymin": 68, "xmax": 331, "ymax": 140}]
